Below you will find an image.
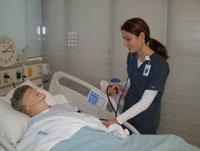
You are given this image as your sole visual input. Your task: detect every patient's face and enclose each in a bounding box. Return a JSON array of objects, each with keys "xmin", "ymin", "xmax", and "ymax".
[{"xmin": 21, "ymin": 88, "xmax": 47, "ymax": 116}]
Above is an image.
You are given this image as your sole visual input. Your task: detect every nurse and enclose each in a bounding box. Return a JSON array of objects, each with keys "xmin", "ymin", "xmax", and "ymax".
[{"xmin": 103, "ymin": 17, "xmax": 169, "ymax": 134}]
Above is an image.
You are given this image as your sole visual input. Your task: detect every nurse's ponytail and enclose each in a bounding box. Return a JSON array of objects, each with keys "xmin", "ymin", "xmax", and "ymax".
[
  {"xmin": 149, "ymin": 38, "xmax": 168, "ymax": 59},
  {"xmin": 121, "ymin": 17, "xmax": 169, "ymax": 60}
]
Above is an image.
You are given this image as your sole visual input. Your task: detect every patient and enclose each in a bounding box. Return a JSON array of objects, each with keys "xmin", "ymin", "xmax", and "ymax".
[
  {"xmin": 11, "ymin": 85, "xmax": 49, "ymax": 117},
  {"xmin": 10, "ymin": 85, "xmax": 129, "ymax": 150},
  {"xmin": 10, "ymin": 85, "xmax": 199, "ymax": 151}
]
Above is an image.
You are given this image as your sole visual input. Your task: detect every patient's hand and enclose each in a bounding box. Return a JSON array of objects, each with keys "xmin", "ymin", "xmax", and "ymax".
[{"xmin": 102, "ymin": 118, "xmax": 119, "ymax": 127}]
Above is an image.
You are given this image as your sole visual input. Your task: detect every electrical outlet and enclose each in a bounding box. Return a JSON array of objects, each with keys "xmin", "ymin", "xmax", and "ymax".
[{"xmin": 3, "ymin": 72, "xmax": 10, "ymax": 84}]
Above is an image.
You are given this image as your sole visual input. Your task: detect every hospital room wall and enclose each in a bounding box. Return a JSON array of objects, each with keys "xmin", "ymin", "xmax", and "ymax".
[
  {"xmin": 158, "ymin": 0, "xmax": 200, "ymax": 147},
  {"xmin": 43, "ymin": 0, "xmax": 110, "ymax": 84},
  {"xmin": 43, "ymin": 0, "xmax": 200, "ymax": 147},
  {"xmin": 43, "ymin": 0, "xmax": 68, "ymax": 74},
  {"xmin": 0, "ymin": 0, "xmax": 43, "ymax": 57}
]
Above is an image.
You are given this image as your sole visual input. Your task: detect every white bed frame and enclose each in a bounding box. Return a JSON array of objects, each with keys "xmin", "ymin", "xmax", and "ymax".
[{"xmin": 0, "ymin": 71, "xmax": 139, "ymax": 151}]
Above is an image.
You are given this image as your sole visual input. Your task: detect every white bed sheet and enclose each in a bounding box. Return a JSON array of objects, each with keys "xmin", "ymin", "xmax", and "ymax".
[{"xmin": 17, "ymin": 105, "xmax": 129, "ymax": 151}]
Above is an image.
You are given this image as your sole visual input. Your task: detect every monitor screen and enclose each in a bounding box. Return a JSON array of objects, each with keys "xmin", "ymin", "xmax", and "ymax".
[{"xmin": 87, "ymin": 90, "xmax": 100, "ymax": 105}]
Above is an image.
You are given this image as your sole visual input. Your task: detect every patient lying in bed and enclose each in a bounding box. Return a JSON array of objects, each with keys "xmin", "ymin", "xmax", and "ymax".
[
  {"xmin": 11, "ymin": 85, "xmax": 200, "ymax": 151},
  {"xmin": 11, "ymin": 85, "xmax": 129, "ymax": 150}
]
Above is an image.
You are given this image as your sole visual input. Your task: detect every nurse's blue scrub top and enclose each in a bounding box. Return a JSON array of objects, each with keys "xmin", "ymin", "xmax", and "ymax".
[{"xmin": 124, "ymin": 52, "xmax": 169, "ymax": 133}]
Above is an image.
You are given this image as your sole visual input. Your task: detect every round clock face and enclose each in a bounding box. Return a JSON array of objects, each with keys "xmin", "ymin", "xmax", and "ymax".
[{"xmin": 0, "ymin": 36, "xmax": 18, "ymax": 67}]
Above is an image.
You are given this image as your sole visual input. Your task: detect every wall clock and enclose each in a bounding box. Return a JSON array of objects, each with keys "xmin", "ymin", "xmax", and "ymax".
[{"xmin": 0, "ymin": 36, "xmax": 18, "ymax": 67}]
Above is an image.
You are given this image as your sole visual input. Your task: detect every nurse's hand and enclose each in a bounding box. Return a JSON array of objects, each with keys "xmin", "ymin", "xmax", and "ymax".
[
  {"xmin": 107, "ymin": 84, "xmax": 122, "ymax": 96},
  {"xmin": 102, "ymin": 118, "xmax": 119, "ymax": 127}
]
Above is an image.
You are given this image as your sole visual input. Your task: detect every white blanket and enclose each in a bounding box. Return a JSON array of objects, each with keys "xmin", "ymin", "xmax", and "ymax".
[{"xmin": 17, "ymin": 112, "xmax": 129, "ymax": 151}]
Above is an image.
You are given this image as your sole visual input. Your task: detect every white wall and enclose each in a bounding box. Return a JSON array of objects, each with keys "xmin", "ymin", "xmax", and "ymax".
[
  {"xmin": 44, "ymin": 0, "xmax": 109, "ymax": 84},
  {"xmin": 26, "ymin": 0, "xmax": 43, "ymax": 57},
  {"xmin": 159, "ymin": 0, "xmax": 200, "ymax": 147},
  {"xmin": 0, "ymin": 0, "xmax": 43, "ymax": 58},
  {"xmin": 43, "ymin": 0, "xmax": 67, "ymax": 71},
  {"xmin": 65, "ymin": 0, "xmax": 109, "ymax": 84},
  {"xmin": 0, "ymin": 0, "xmax": 27, "ymax": 52}
]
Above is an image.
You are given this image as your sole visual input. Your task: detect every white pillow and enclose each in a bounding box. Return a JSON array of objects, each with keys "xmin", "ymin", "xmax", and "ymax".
[
  {"xmin": 0, "ymin": 80, "xmax": 70, "ymax": 145},
  {"xmin": 53, "ymin": 94, "xmax": 69, "ymax": 104},
  {"xmin": 0, "ymin": 99, "xmax": 29, "ymax": 145},
  {"xmin": 4, "ymin": 80, "xmax": 57, "ymax": 106}
]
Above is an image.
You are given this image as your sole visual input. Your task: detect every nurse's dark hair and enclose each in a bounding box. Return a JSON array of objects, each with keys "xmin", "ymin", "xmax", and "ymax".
[
  {"xmin": 121, "ymin": 17, "xmax": 169, "ymax": 59},
  {"xmin": 10, "ymin": 85, "xmax": 31, "ymax": 113}
]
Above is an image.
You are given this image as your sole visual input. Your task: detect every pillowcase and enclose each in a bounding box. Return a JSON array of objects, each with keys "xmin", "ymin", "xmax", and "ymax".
[
  {"xmin": 4, "ymin": 80, "xmax": 57, "ymax": 106},
  {"xmin": 0, "ymin": 80, "xmax": 71, "ymax": 145},
  {"xmin": 0, "ymin": 99, "xmax": 29, "ymax": 145},
  {"xmin": 53, "ymin": 94, "xmax": 69, "ymax": 104}
]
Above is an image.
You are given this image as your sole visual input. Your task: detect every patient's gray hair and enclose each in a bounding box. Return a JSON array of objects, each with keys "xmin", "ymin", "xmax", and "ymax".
[{"xmin": 11, "ymin": 85, "xmax": 31, "ymax": 113}]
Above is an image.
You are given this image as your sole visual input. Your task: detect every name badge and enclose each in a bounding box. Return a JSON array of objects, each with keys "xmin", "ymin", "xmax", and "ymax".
[{"xmin": 143, "ymin": 64, "xmax": 151, "ymax": 77}]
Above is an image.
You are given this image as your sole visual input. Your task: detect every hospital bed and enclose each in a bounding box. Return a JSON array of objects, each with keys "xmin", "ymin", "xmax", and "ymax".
[
  {"xmin": 0, "ymin": 71, "xmax": 138, "ymax": 151},
  {"xmin": 49, "ymin": 71, "xmax": 138, "ymax": 133},
  {"xmin": 0, "ymin": 71, "xmax": 199, "ymax": 151}
]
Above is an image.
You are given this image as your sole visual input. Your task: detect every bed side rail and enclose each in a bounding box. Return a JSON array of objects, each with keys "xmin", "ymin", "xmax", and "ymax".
[
  {"xmin": 49, "ymin": 71, "xmax": 140, "ymax": 134},
  {"xmin": 49, "ymin": 71, "xmax": 117, "ymax": 110}
]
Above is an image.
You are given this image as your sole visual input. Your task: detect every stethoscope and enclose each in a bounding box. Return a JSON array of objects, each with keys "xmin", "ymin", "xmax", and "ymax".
[
  {"xmin": 117, "ymin": 53, "xmax": 151, "ymax": 111},
  {"xmin": 106, "ymin": 53, "xmax": 152, "ymax": 116}
]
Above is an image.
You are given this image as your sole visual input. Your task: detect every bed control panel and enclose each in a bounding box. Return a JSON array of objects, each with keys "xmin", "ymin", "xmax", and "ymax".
[{"xmin": 87, "ymin": 89, "xmax": 108, "ymax": 110}]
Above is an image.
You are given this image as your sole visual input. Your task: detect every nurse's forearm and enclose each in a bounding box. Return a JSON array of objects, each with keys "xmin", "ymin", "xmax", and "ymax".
[{"xmin": 116, "ymin": 90, "xmax": 158, "ymax": 124}]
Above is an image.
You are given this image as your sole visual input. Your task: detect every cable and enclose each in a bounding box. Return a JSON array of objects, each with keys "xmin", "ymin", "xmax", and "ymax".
[
  {"xmin": 11, "ymin": 78, "xmax": 16, "ymax": 88},
  {"xmin": 106, "ymin": 85, "xmax": 118, "ymax": 117},
  {"xmin": 116, "ymin": 77, "xmax": 129, "ymax": 114}
]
